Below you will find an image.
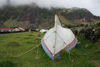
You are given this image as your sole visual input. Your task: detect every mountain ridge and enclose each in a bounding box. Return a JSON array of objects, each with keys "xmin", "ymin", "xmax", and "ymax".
[{"xmin": 0, "ymin": 5, "xmax": 100, "ymax": 29}]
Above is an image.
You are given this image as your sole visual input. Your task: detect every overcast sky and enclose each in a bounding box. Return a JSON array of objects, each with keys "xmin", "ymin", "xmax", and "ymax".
[{"xmin": 0, "ymin": 0, "xmax": 100, "ymax": 16}]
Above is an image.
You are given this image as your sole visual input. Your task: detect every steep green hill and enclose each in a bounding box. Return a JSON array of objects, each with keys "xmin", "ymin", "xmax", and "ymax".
[{"xmin": 0, "ymin": 5, "xmax": 100, "ymax": 29}]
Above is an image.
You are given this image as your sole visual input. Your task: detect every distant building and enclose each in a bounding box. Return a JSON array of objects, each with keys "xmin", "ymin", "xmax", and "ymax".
[
  {"xmin": 0, "ymin": 27, "xmax": 25, "ymax": 33},
  {"xmin": 80, "ymin": 18, "xmax": 89, "ymax": 25},
  {"xmin": 0, "ymin": 28, "xmax": 14, "ymax": 32},
  {"xmin": 40, "ymin": 29, "xmax": 48, "ymax": 33},
  {"xmin": 81, "ymin": 22, "xmax": 89, "ymax": 25}
]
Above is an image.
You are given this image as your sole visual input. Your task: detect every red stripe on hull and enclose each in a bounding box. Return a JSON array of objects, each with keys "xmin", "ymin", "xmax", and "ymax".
[{"xmin": 42, "ymin": 38, "xmax": 77, "ymax": 58}]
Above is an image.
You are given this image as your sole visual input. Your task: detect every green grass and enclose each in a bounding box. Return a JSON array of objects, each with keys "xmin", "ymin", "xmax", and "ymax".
[{"xmin": 0, "ymin": 32, "xmax": 100, "ymax": 67}]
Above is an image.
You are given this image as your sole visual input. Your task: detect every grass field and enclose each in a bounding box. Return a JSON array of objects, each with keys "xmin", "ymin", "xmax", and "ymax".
[{"xmin": 0, "ymin": 32, "xmax": 100, "ymax": 67}]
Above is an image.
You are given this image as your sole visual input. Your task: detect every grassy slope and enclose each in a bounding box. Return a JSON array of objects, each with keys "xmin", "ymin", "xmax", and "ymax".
[
  {"xmin": 38, "ymin": 15, "xmax": 82, "ymax": 29},
  {"xmin": 0, "ymin": 32, "xmax": 100, "ymax": 67},
  {"xmin": 59, "ymin": 15, "xmax": 75, "ymax": 26}
]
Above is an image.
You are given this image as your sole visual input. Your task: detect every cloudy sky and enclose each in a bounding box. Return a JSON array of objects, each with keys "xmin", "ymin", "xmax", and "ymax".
[{"xmin": 0, "ymin": 0, "xmax": 100, "ymax": 16}]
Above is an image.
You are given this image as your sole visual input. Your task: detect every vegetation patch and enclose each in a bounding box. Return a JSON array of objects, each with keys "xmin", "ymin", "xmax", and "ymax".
[
  {"xmin": 0, "ymin": 61, "xmax": 15, "ymax": 67},
  {"xmin": 5, "ymin": 42, "xmax": 20, "ymax": 47}
]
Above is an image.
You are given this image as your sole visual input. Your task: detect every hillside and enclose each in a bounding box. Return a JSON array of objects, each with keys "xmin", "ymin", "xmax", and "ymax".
[{"xmin": 0, "ymin": 5, "xmax": 100, "ymax": 29}]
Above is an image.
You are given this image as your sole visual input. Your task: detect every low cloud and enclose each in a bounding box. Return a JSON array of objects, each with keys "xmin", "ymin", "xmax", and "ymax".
[{"xmin": 0, "ymin": 0, "xmax": 100, "ymax": 16}]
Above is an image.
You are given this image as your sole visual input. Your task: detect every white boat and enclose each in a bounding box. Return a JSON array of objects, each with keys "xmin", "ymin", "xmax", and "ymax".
[{"xmin": 41, "ymin": 15, "xmax": 77, "ymax": 60}]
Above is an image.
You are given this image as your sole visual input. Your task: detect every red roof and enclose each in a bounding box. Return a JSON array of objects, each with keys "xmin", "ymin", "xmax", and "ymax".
[{"xmin": 0, "ymin": 28, "xmax": 14, "ymax": 30}]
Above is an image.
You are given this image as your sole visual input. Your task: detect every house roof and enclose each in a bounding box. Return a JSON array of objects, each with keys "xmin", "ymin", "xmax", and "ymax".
[{"xmin": 0, "ymin": 28, "xmax": 14, "ymax": 30}]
